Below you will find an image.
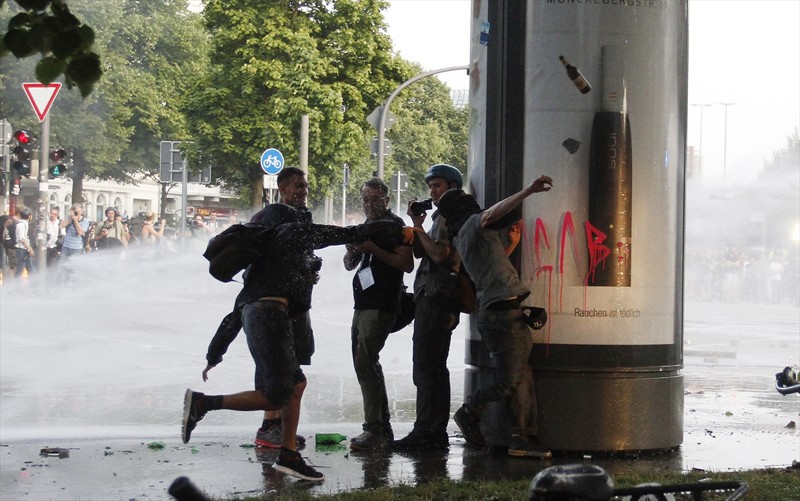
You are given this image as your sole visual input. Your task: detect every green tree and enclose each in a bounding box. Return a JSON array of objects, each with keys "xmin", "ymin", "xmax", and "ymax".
[
  {"xmin": 182, "ymin": 0, "xmax": 410, "ymax": 210},
  {"xmin": 1, "ymin": 0, "xmax": 208, "ymax": 202}
]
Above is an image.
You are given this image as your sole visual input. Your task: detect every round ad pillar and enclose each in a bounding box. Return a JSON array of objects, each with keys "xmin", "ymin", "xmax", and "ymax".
[{"xmin": 466, "ymin": 0, "xmax": 688, "ymax": 452}]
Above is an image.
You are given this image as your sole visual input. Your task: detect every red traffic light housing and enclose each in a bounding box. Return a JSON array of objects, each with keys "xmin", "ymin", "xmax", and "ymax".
[
  {"xmin": 12, "ymin": 131, "xmax": 32, "ymax": 177},
  {"xmin": 49, "ymin": 148, "xmax": 69, "ymax": 178},
  {"xmin": 50, "ymin": 148, "xmax": 67, "ymax": 162},
  {"xmin": 13, "ymin": 129, "xmax": 31, "ymax": 144}
]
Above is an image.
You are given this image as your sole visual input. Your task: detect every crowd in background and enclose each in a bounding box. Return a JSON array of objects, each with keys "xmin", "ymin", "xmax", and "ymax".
[
  {"xmin": 685, "ymin": 245, "xmax": 800, "ymax": 306},
  {"xmin": 0, "ymin": 204, "xmax": 241, "ymax": 282}
]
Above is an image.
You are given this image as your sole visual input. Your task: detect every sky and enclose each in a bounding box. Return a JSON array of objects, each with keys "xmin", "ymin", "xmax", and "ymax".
[
  {"xmin": 184, "ymin": 0, "xmax": 800, "ymax": 187},
  {"xmin": 384, "ymin": 0, "xmax": 800, "ymax": 187}
]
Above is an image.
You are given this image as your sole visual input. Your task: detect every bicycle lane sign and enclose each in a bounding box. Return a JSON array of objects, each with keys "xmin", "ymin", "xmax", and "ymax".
[{"xmin": 260, "ymin": 148, "xmax": 284, "ymax": 175}]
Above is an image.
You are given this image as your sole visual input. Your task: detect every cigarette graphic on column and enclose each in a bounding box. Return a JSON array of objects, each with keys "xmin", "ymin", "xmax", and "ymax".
[{"xmin": 588, "ymin": 45, "xmax": 632, "ymax": 287}]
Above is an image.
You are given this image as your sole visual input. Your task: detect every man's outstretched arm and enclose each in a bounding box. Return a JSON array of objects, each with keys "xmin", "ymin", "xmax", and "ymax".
[{"xmin": 480, "ymin": 175, "xmax": 553, "ymax": 228}]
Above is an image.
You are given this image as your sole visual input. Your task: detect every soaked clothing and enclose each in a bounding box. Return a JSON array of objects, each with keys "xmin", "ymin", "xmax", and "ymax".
[
  {"xmin": 350, "ymin": 211, "xmax": 409, "ymax": 435},
  {"xmin": 454, "ymin": 214, "xmax": 530, "ymax": 310},
  {"xmin": 351, "ymin": 212, "xmax": 407, "ymax": 314},
  {"xmin": 242, "ymin": 301, "xmax": 305, "ymax": 406},
  {"xmin": 236, "ymin": 222, "xmax": 361, "ymax": 317},
  {"xmin": 205, "ymin": 216, "xmax": 403, "ymax": 405},
  {"xmin": 453, "ymin": 213, "xmax": 537, "ymax": 436},
  {"xmin": 411, "ymin": 213, "xmax": 459, "ymax": 437}
]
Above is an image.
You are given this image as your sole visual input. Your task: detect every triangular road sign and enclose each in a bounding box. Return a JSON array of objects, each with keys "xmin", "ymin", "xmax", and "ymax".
[{"xmin": 23, "ymin": 82, "xmax": 62, "ymax": 122}]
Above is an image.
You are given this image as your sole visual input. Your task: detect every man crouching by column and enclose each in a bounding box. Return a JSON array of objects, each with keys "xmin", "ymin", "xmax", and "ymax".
[
  {"xmin": 182, "ymin": 203, "xmax": 407, "ymax": 481},
  {"xmin": 436, "ymin": 175, "xmax": 553, "ymax": 459}
]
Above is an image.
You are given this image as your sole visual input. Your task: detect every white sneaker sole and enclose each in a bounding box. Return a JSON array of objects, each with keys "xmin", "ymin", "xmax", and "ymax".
[
  {"xmin": 181, "ymin": 388, "xmax": 193, "ymax": 444},
  {"xmin": 272, "ymin": 462, "xmax": 325, "ymax": 482}
]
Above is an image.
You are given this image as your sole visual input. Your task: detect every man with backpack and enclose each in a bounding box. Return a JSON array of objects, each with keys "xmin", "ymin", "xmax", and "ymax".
[
  {"xmin": 184, "ymin": 202, "xmax": 408, "ymax": 481},
  {"xmin": 1, "ymin": 210, "xmax": 21, "ymax": 275}
]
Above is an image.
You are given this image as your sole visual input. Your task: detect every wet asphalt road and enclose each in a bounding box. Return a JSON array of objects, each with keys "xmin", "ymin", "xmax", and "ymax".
[{"xmin": 1, "ymin": 249, "xmax": 798, "ymax": 500}]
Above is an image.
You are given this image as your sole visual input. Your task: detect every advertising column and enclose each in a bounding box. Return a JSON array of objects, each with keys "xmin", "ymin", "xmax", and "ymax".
[{"xmin": 519, "ymin": 0, "xmax": 688, "ymax": 450}]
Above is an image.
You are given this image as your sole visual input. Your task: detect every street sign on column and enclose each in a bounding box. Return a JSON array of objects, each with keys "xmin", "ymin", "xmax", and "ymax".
[{"xmin": 22, "ymin": 83, "xmax": 61, "ymax": 122}]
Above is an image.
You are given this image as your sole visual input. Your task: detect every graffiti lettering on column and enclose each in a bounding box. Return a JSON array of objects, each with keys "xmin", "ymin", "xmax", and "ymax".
[
  {"xmin": 521, "ymin": 211, "xmax": 640, "ymax": 326},
  {"xmin": 584, "ymin": 220, "xmax": 611, "ymax": 286},
  {"xmin": 558, "ymin": 211, "xmax": 583, "ymax": 309},
  {"xmin": 533, "ymin": 218, "xmax": 554, "ymax": 350}
]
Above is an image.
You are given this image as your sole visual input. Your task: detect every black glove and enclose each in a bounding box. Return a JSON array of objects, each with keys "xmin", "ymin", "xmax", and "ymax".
[{"xmin": 355, "ymin": 220, "xmax": 403, "ymax": 247}]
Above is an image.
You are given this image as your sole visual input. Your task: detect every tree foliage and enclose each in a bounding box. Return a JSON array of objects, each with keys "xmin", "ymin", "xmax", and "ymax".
[
  {"xmin": 1, "ymin": 0, "xmax": 208, "ymax": 201},
  {"xmin": 182, "ymin": 0, "xmax": 412, "ymax": 208},
  {"xmin": 1, "ymin": 0, "xmax": 102, "ymax": 97}
]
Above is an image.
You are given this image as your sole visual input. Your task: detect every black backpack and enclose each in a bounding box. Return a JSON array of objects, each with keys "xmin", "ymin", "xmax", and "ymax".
[
  {"xmin": 203, "ymin": 223, "xmax": 275, "ymax": 282},
  {"xmin": 1, "ymin": 215, "xmax": 17, "ymax": 250}
]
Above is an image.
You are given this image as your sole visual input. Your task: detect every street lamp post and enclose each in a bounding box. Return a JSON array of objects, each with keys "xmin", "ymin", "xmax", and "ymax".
[
  {"xmin": 376, "ymin": 65, "xmax": 469, "ymax": 179},
  {"xmin": 718, "ymin": 102, "xmax": 735, "ymax": 185},
  {"xmin": 691, "ymin": 103, "xmax": 711, "ymax": 176}
]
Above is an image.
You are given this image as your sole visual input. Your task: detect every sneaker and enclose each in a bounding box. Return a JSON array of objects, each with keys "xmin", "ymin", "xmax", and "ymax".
[
  {"xmin": 181, "ymin": 389, "xmax": 207, "ymax": 444},
  {"xmin": 454, "ymin": 404, "xmax": 485, "ymax": 446},
  {"xmin": 255, "ymin": 425, "xmax": 308, "ymax": 449},
  {"xmin": 255, "ymin": 425, "xmax": 282, "ymax": 448},
  {"xmin": 350, "ymin": 430, "xmax": 392, "ymax": 451},
  {"xmin": 392, "ymin": 428, "xmax": 449, "ymax": 450},
  {"xmin": 507, "ymin": 435, "xmax": 552, "ymax": 459},
  {"xmin": 272, "ymin": 448, "xmax": 324, "ymax": 481}
]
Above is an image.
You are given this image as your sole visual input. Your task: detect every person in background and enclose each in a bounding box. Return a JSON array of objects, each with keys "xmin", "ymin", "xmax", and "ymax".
[
  {"xmin": 45, "ymin": 207, "xmax": 65, "ymax": 267},
  {"xmin": 393, "ymin": 164, "xmax": 465, "ymax": 450},
  {"xmin": 344, "ymin": 177, "xmax": 413, "ymax": 450},
  {"xmin": 94, "ymin": 207, "xmax": 126, "ymax": 250},
  {"xmin": 206, "ymin": 213, "xmax": 220, "ymax": 234},
  {"xmin": 85, "ymin": 222, "xmax": 98, "ymax": 253},
  {"xmin": 13, "ymin": 206, "xmax": 35, "ymax": 279},
  {"xmin": 60, "ymin": 203, "xmax": 90, "ymax": 261},
  {"xmin": 116, "ymin": 214, "xmax": 130, "ymax": 245},
  {"xmin": 436, "ymin": 175, "xmax": 553, "ymax": 459},
  {"xmin": 190, "ymin": 215, "xmax": 212, "ymax": 239},
  {"xmin": 2, "ymin": 209, "xmax": 21, "ymax": 275},
  {"xmin": 141, "ymin": 211, "xmax": 167, "ymax": 243}
]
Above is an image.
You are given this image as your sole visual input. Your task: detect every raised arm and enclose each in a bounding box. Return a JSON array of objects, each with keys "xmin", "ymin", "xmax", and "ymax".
[{"xmin": 480, "ymin": 175, "xmax": 553, "ymax": 228}]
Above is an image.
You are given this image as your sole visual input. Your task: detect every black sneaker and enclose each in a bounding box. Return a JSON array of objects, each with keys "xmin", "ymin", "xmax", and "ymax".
[
  {"xmin": 272, "ymin": 448, "xmax": 324, "ymax": 481},
  {"xmin": 454, "ymin": 404, "xmax": 485, "ymax": 446},
  {"xmin": 392, "ymin": 429, "xmax": 449, "ymax": 450},
  {"xmin": 181, "ymin": 389, "xmax": 207, "ymax": 444}
]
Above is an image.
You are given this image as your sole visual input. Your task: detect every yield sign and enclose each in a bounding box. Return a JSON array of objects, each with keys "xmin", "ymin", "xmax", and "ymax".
[{"xmin": 23, "ymin": 82, "xmax": 62, "ymax": 122}]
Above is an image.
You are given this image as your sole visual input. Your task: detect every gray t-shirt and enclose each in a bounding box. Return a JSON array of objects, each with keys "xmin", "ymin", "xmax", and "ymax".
[{"xmin": 454, "ymin": 213, "xmax": 529, "ymax": 310}]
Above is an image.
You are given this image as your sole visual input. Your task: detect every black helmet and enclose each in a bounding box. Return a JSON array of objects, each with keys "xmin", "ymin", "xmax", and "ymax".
[
  {"xmin": 424, "ymin": 164, "xmax": 463, "ymax": 190},
  {"xmin": 436, "ymin": 188, "xmax": 481, "ymax": 239},
  {"xmin": 254, "ymin": 203, "xmax": 300, "ymax": 229}
]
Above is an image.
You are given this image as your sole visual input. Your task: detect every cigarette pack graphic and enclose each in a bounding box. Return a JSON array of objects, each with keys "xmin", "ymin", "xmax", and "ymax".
[{"xmin": 588, "ymin": 45, "xmax": 632, "ymax": 287}]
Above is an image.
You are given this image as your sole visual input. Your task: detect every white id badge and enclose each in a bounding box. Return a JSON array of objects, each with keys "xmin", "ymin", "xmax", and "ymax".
[{"xmin": 358, "ymin": 267, "xmax": 375, "ymax": 289}]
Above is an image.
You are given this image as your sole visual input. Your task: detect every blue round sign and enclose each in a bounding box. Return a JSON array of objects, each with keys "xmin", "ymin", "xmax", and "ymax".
[{"xmin": 260, "ymin": 148, "xmax": 284, "ymax": 175}]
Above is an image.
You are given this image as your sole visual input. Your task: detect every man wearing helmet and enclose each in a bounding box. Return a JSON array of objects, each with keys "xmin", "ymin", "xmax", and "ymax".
[
  {"xmin": 183, "ymin": 203, "xmax": 406, "ymax": 481},
  {"xmin": 392, "ymin": 164, "xmax": 465, "ymax": 450}
]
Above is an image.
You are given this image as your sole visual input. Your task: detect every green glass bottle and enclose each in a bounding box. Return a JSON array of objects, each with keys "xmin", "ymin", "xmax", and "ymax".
[{"xmin": 315, "ymin": 433, "xmax": 347, "ymax": 445}]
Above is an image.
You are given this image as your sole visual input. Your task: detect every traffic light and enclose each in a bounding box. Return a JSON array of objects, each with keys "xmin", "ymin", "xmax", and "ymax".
[
  {"xmin": 49, "ymin": 148, "xmax": 68, "ymax": 177},
  {"xmin": 12, "ymin": 130, "xmax": 31, "ymax": 177}
]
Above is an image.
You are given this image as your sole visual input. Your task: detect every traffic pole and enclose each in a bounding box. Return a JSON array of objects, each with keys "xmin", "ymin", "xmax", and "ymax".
[{"xmin": 36, "ymin": 114, "xmax": 50, "ymax": 275}]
